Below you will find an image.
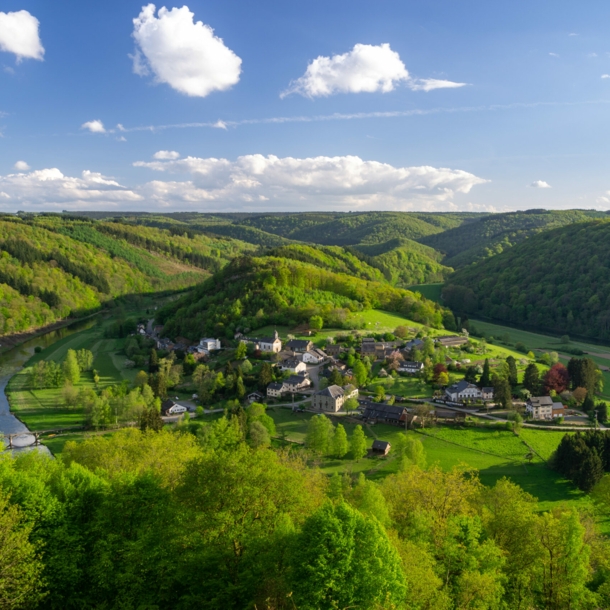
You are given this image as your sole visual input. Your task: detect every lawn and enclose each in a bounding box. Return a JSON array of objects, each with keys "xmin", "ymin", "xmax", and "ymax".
[{"xmin": 519, "ymin": 428, "xmax": 567, "ymax": 461}]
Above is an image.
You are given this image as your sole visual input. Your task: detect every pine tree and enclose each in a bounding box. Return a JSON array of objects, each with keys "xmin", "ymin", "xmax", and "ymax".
[
  {"xmin": 258, "ymin": 363, "xmax": 273, "ymax": 389},
  {"xmin": 506, "ymin": 356, "xmax": 518, "ymax": 387},
  {"xmin": 523, "ymin": 363, "xmax": 540, "ymax": 394},
  {"xmin": 479, "ymin": 358, "xmax": 491, "ymax": 388},
  {"xmin": 575, "ymin": 449, "xmax": 604, "ymax": 492},
  {"xmin": 149, "ymin": 348, "xmax": 159, "ymax": 374},
  {"xmin": 492, "ymin": 374, "xmax": 512, "ymax": 409}
]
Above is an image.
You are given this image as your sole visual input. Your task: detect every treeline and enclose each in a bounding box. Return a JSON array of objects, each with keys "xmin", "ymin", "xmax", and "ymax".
[
  {"xmin": 422, "ymin": 209, "xmax": 605, "ymax": 268},
  {"xmin": 0, "ymin": 426, "xmax": 608, "ymax": 609},
  {"xmin": 443, "ymin": 220, "xmax": 610, "ymax": 340},
  {"xmin": 554, "ymin": 430, "xmax": 610, "ymax": 491},
  {"xmin": 157, "ymin": 253, "xmax": 452, "ymax": 340}
]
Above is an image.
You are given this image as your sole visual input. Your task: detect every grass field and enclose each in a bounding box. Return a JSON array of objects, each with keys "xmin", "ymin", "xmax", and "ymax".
[{"xmin": 5, "ymin": 315, "xmax": 174, "ymax": 448}]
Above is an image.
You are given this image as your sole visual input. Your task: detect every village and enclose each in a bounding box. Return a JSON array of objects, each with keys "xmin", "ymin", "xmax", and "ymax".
[{"xmin": 133, "ymin": 315, "xmax": 592, "ymax": 458}]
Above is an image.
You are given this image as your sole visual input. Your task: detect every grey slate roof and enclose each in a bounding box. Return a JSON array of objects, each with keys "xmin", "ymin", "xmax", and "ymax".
[
  {"xmin": 361, "ymin": 402, "xmax": 407, "ymax": 421},
  {"xmin": 317, "ymin": 384, "xmax": 344, "ymax": 399},
  {"xmin": 372, "ymin": 440, "xmax": 391, "ymax": 451}
]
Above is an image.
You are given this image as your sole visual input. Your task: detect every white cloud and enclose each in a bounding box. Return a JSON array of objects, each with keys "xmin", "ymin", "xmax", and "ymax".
[
  {"xmin": 282, "ymin": 43, "xmax": 465, "ymax": 98},
  {"xmin": 116, "ymin": 136, "xmax": 127, "ymax": 142},
  {"xmin": 133, "ymin": 153, "xmax": 488, "ymax": 209},
  {"xmin": 0, "ymin": 10, "xmax": 44, "ymax": 62},
  {"xmin": 213, "ymin": 120, "xmax": 228, "ymax": 130},
  {"xmin": 13, "ymin": 160, "xmax": 30, "ymax": 171},
  {"xmin": 81, "ymin": 120, "xmax": 106, "ymax": 133},
  {"xmin": 588, "ymin": 52, "xmax": 598, "ymax": 58},
  {"xmin": 569, "ymin": 33, "xmax": 578, "ymax": 37},
  {"xmin": 153, "ymin": 150, "xmax": 180, "ymax": 160},
  {"xmin": 602, "ymin": 74, "xmax": 610, "ymax": 79},
  {"xmin": 530, "ymin": 180, "xmax": 551, "ymax": 188},
  {"xmin": 409, "ymin": 78, "xmax": 466, "ymax": 92},
  {"xmin": 282, "ymin": 43, "xmax": 409, "ymax": 98},
  {"xmin": 549, "ymin": 52, "xmax": 559, "ymax": 58},
  {"xmin": 131, "ymin": 4, "xmax": 242, "ymax": 97},
  {"xmin": 0, "ymin": 168, "xmax": 142, "ymax": 209}
]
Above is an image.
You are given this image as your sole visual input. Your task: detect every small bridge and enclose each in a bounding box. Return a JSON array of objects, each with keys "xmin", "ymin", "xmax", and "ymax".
[{"xmin": 4, "ymin": 426, "xmax": 86, "ymax": 450}]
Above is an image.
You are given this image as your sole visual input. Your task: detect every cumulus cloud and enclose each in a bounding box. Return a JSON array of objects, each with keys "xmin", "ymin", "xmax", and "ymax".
[
  {"xmin": 282, "ymin": 43, "xmax": 465, "ymax": 98},
  {"xmin": 13, "ymin": 160, "xmax": 30, "ymax": 171},
  {"xmin": 153, "ymin": 150, "xmax": 180, "ymax": 160},
  {"xmin": 282, "ymin": 43, "xmax": 409, "ymax": 98},
  {"xmin": 131, "ymin": 4, "xmax": 242, "ymax": 97},
  {"xmin": 602, "ymin": 74, "xmax": 610, "ymax": 79},
  {"xmin": 549, "ymin": 52, "xmax": 559, "ymax": 58},
  {"xmin": 81, "ymin": 120, "xmax": 106, "ymax": 133},
  {"xmin": 133, "ymin": 153, "xmax": 488, "ymax": 209},
  {"xmin": 0, "ymin": 167, "xmax": 142, "ymax": 209},
  {"xmin": 0, "ymin": 10, "xmax": 44, "ymax": 62},
  {"xmin": 530, "ymin": 180, "xmax": 551, "ymax": 188}
]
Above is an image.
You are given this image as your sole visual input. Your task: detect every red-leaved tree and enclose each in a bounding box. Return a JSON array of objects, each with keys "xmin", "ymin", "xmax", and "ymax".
[
  {"xmin": 433, "ymin": 363, "xmax": 448, "ymax": 382},
  {"xmin": 543, "ymin": 363, "xmax": 570, "ymax": 393}
]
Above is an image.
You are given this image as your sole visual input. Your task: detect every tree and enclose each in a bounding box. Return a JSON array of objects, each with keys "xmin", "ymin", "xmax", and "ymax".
[
  {"xmin": 597, "ymin": 402, "xmax": 608, "ymax": 423},
  {"xmin": 582, "ymin": 393, "xmax": 595, "ymax": 413},
  {"xmin": 309, "ymin": 315, "xmax": 324, "ymax": 331},
  {"xmin": 63, "ymin": 349, "xmax": 80, "ymax": 385},
  {"xmin": 134, "ymin": 370, "xmax": 149, "ymax": 388},
  {"xmin": 351, "ymin": 425, "xmax": 368, "ymax": 461},
  {"xmin": 306, "ymin": 414, "xmax": 334, "ymax": 456},
  {"xmin": 436, "ymin": 371, "xmax": 449, "ymax": 387},
  {"xmin": 572, "ymin": 387, "xmax": 587, "ymax": 406},
  {"xmin": 235, "ymin": 341, "xmax": 247, "ymax": 359},
  {"xmin": 394, "ymin": 433, "xmax": 426, "ymax": 469},
  {"xmin": 568, "ymin": 357, "xmax": 598, "ymax": 395},
  {"xmin": 249, "ymin": 421, "xmax": 271, "ymax": 448},
  {"xmin": 352, "ymin": 361, "xmax": 368, "ymax": 387},
  {"xmin": 139, "ymin": 406, "xmax": 164, "ymax": 432},
  {"xmin": 506, "ymin": 356, "xmax": 518, "ymax": 387},
  {"xmin": 433, "ymin": 363, "xmax": 448, "ymax": 382},
  {"xmin": 289, "ymin": 502, "xmax": 406, "ymax": 610},
  {"xmin": 523, "ymin": 363, "xmax": 540, "ymax": 394},
  {"xmin": 239, "ymin": 359, "xmax": 252, "ymax": 374},
  {"xmin": 464, "ymin": 366, "xmax": 478, "ymax": 383},
  {"xmin": 332, "ymin": 424, "xmax": 349, "ymax": 458},
  {"xmin": 149, "ymin": 348, "xmax": 159, "ymax": 373},
  {"xmin": 492, "ymin": 374, "xmax": 512, "ymax": 409},
  {"xmin": 235, "ymin": 376, "xmax": 245, "ymax": 399},
  {"xmin": 0, "ymin": 491, "xmax": 44, "ymax": 609},
  {"xmin": 479, "ymin": 358, "xmax": 491, "ymax": 387},
  {"xmin": 62, "ymin": 382, "xmax": 79, "ymax": 409},
  {"xmin": 76, "ymin": 349, "xmax": 94, "ymax": 371},
  {"xmin": 373, "ymin": 385, "xmax": 386, "ymax": 402},
  {"xmin": 182, "ymin": 353, "xmax": 196, "ymax": 375},
  {"xmin": 258, "ymin": 362, "xmax": 273, "ymax": 388},
  {"xmin": 343, "ymin": 397, "xmax": 359, "ymax": 412},
  {"xmin": 543, "ymin": 363, "xmax": 570, "ymax": 394}
]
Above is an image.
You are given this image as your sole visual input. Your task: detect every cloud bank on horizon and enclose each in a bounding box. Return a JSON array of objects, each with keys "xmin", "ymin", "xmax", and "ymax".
[{"xmin": 0, "ymin": 154, "xmax": 488, "ymax": 211}]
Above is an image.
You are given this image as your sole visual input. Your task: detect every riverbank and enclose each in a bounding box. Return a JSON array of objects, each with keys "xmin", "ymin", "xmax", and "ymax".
[{"xmin": 0, "ymin": 312, "xmax": 102, "ymax": 356}]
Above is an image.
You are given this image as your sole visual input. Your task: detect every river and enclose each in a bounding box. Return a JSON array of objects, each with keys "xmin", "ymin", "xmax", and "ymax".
[{"xmin": 0, "ymin": 318, "xmax": 98, "ymax": 452}]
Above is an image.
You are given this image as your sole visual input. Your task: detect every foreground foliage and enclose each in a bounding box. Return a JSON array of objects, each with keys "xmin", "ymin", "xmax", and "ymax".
[{"xmin": 0, "ymin": 423, "xmax": 609, "ymax": 609}]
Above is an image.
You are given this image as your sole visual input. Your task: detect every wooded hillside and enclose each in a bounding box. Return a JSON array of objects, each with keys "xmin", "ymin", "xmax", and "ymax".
[
  {"xmin": 0, "ymin": 215, "xmax": 254, "ymax": 336},
  {"xmin": 443, "ymin": 220, "xmax": 610, "ymax": 339}
]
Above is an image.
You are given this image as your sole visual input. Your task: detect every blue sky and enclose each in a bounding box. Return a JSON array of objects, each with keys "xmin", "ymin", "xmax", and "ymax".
[{"xmin": 2, "ymin": 0, "xmax": 610, "ymax": 212}]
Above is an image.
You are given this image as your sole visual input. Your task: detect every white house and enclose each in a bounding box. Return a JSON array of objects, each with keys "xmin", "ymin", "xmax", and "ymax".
[
  {"xmin": 160, "ymin": 399, "xmax": 187, "ymax": 416},
  {"xmin": 283, "ymin": 374, "xmax": 312, "ymax": 393},
  {"xmin": 198, "ymin": 338, "xmax": 221, "ymax": 352},
  {"xmin": 242, "ymin": 330, "xmax": 282, "ymax": 353},
  {"xmin": 445, "ymin": 380, "xmax": 483, "ymax": 402},
  {"xmin": 267, "ymin": 382, "xmax": 285, "ymax": 398},
  {"xmin": 278, "ymin": 357, "xmax": 307, "ymax": 374},
  {"xmin": 526, "ymin": 396, "xmax": 554, "ymax": 420},
  {"xmin": 302, "ymin": 348, "xmax": 328, "ymax": 364}
]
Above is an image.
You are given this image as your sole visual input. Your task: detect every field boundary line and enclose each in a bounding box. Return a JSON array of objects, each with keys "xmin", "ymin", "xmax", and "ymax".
[{"xmin": 414, "ymin": 429, "xmax": 533, "ymax": 463}]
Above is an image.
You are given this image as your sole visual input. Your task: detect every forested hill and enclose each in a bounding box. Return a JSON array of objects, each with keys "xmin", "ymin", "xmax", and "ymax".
[
  {"xmin": 0, "ymin": 215, "xmax": 254, "ymax": 336},
  {"xmin": 157, "ymin": 248, "xmax": 454, "ymax": 340},
  {"xmin": 420, "ymin": 209, "xmax": 606, "ymax": 269},
  {"xmin": 442, "ymin": 220, "xmax": 610, "ymax": 339}
]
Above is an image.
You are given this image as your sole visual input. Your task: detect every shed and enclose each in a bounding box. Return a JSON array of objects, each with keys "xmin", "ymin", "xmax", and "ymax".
[{"xmin": 372, "ymin": 440, "xmax": 391, "ymax": 456}]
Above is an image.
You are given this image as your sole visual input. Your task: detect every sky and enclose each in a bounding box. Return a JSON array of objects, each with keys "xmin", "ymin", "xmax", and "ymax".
[{"xmin": 2, "ymin": 0, "xmax": 610, "ymax": 213}]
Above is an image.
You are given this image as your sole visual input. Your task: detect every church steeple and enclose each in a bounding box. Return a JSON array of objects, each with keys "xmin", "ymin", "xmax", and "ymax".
[{"xmin": 274, "ymin": 329, "xmax": 279, "ymax": 341}]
